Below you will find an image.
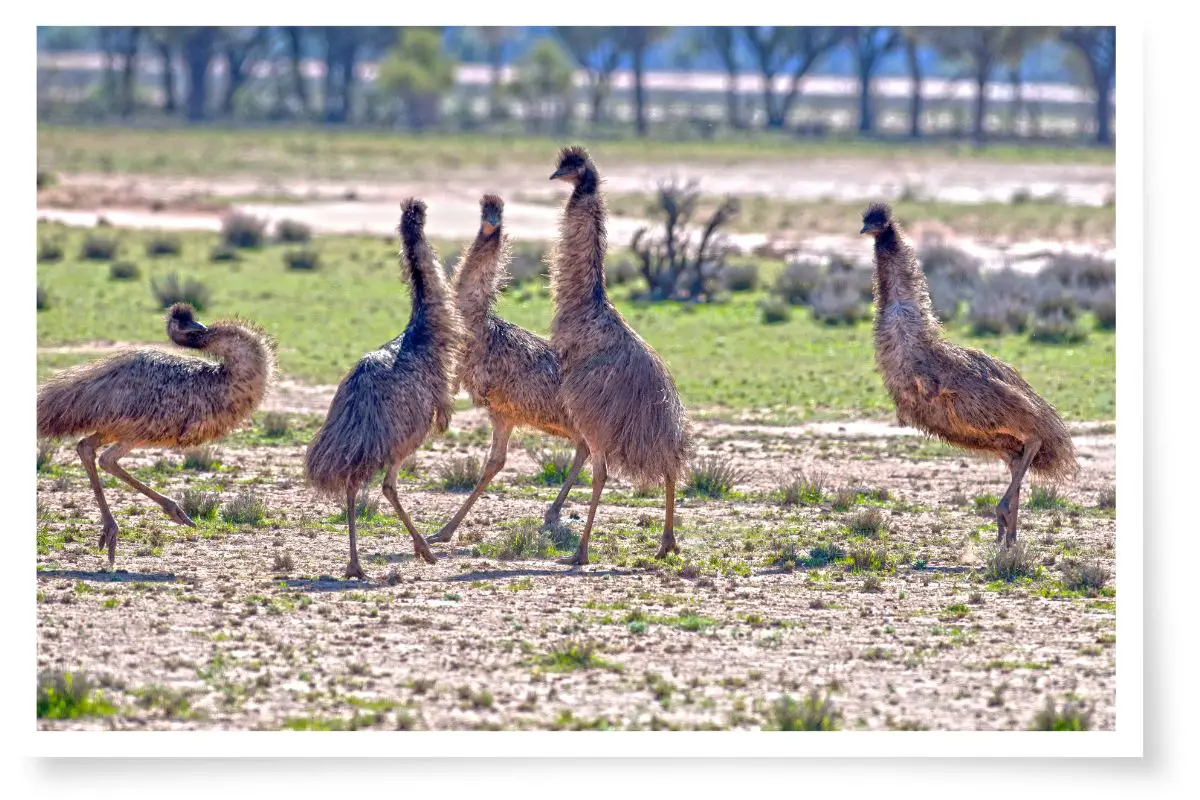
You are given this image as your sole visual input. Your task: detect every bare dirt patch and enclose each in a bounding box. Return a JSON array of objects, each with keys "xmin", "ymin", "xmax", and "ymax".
[{"xmin": 37, "ymin": 409, "xmax": 1116, "ymax": 731}]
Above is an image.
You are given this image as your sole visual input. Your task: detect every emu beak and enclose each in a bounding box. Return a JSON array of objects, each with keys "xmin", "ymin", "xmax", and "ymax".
[
  {"xmin": 549, "ymin": 167, "xmax": 570, "ymax": 181},
  {"xmin": 185, "ymin": 320, "xmax": 208, "ymax": 332},
  {"xmin": 859, "ymin": 224, "xmax": 871, "ymax": 235}
]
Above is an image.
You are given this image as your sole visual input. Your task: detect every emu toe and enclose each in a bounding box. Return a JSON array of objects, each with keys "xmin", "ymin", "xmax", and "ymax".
[
  {"xmin": 424, "ymin": 527, "xmax": 454, "ymax": 545},
  {"xmin": 413, "ymin": 541, "xmax": 438, "ymax": 565},
  {"xmin": 557, "ymin": 549, "xmax": 589, "ymax": 567},
  {"xmin": 654, "ymin": 535, "xmax": 681, "ymax": 559},
  {"xmin": 163, "ymin": 500, "xmax": 197, "ymax": 528},
  {"xmin": 344, "ymin": 561, "xmax": 367, "ymax": 581}
]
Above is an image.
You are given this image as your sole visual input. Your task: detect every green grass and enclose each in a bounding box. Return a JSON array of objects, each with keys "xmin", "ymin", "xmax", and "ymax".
[
  {"xmin": 37, "ymin": 671, "xmax": 115, "ymax": 720},
  {"xmin": 37, "ymin": 125, "xmax": 1114, "ymax": 181},
  {"xmin": 36, "ymin": 222, "xmax": 1115, "ymax": 423},
  {"xmin": 535, "ymin": 640, "xmax": 622, "ymax": 673}
]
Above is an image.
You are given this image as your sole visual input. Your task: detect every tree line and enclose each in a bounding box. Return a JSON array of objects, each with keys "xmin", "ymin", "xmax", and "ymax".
[{"xmin": 47, "ymin": 26, "xmax": 1116, "ymax": 145}]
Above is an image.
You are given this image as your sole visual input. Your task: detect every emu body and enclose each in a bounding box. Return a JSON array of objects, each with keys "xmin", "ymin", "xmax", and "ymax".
[
  {"xmin": 548, "ymin": 146, "xmax": 692, "ymax": 565},
  {"xmin": 36, "ymin": 304, "xmax": 276, "ymax": 567},
  {"xmin": 304, "ymin": 198, "xmax": 460, "ymax": 579},
  {"xmin": 862, "ymin": 202, "xmax": 1077, "ymax": 544},
  {"xmin": 427, "ymin": 195, "xmax": 588, "ymax": 545}
]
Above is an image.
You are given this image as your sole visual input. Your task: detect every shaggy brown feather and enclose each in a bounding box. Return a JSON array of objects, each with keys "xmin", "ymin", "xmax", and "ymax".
[
  {"xmin": 38, "ymin": 303, "xmax": 276, "ymax": 447},
  {"xmin": 428, "ymin": 195, "xmax": 588, "ymax": 543},
  {"xmin": 303, "ymin": 198, "xmax": 461, "ymax": 577},
  {"xmin": 548, "ymin": 145, "xmax": 692, "ymax": 565},
  {"xmin": 863, "ymin": 202, "xmax": 1077, "ymax": 543}
]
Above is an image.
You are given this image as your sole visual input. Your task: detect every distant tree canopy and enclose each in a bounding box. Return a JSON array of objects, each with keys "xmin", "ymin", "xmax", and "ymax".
[{"xmin": 36, "ymin": 26, "xmax": 1116, "ymax": 144}]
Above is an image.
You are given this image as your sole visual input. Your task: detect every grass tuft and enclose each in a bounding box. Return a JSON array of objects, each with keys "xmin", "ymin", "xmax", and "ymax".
[
  {"xmin": 769, "ymin": 689, "xmax": 841, "ymax": 731},
  {"xmin": 1029, "ymin": 695, "xmax": 1092, "ymax": 731},
  {"xmin": 37, "ymin": 439, "xmax": 58, "ymax": 472},
  {"xmin": 685, "ymin": 455, "xmax": 741, "ymax": 499},
  {"xmin": 536, "ymin": 640, "xmax": 621, "ymax": 673},
  {"xmin": 221, "ymin": 490, "xmax": 267, "ymax": 526},
  {"xmin": 37, "ymin": 671, "xmax": 115, "ymax": 720},
  {"xmin": 151, "ymin": 273, "xmax": 210, "ymax": 311},
  {"xmin": 180, "ymin": 489, "xmax": 221, "ymax": 520},
  {"xmin": 981, "ymin": 541, "xmax": 1041, "ymax": 582},
  {"xmin": 182, "ymin": 445, "xmax": 219, "ymax": 471},
  {"xmin": 438, "ymin": 456, "xmax": 482, "ymax": 492},
  {"xmin": 776, "ymin": 469, "xmax": 825, "ymax": 506}
]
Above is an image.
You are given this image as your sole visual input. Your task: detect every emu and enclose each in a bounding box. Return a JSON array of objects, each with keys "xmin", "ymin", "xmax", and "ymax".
[
  {"xmin": 37, "ymin": 303, "xmax": 276, "ymax": 567},
  {"xmin": 305, "ymin": 199, "xmax": 461, "ymax": 579},
  {"xmin": 547, "ymin": 145, "xmax": 692, "ymax": 566},
  {"xmin": 427, "ymin": 194, "xmax": 589, "ymax": 545},
  {"xmin": 861, "ymin": 202, "xmax": 1077, "ymax": 544}
]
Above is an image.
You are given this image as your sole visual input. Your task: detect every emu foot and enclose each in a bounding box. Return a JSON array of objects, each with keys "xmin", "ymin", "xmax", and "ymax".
[
  {"xmin": 413, "ymin": 539, "xmax": 438, "ymax": 565},
  {"xmin": 654, "ymin": 534, "xmax": 681, "ymax": 560},
  {"xmin": 344, "ymin": 561, "xmax": 367, "ymax": 581},
  {"xmin": 162, "ymin": 499, "xmax": 197, "ymax": 528},
  {"xmin": 557, "ymin": 549, "xmax": 589, "ymax": 567},
  {"xmin": 424, "ymin": 526, "xmax": 455, "ymax": 545},
  {"xmin": 98, "ymin": 517, "xmax": 119, "ymax": 552}
]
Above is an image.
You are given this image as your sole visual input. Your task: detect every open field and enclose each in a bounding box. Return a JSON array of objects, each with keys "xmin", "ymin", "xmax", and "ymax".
[
  {"xmin": 36, "ymin": 224, "xmax": 1115, "ymax": 423},
  {"xmin": 36, "ymin": 403, "xmax": 1116, "ymax": 731},
  {"xmin": 37, "ymin": 126, "xmax": 1115, "ymax": 182},
  {"xmin": 35, "ymin": 125, "xmax": 1118, "ymax": 733}
]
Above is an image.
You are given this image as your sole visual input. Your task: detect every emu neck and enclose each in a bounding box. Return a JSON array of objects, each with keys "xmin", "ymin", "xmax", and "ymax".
[
  {"xmin": 551, "ymin": 182, "xmax": 610, "ymax": 328},
  {"xmin": 200, "ymin": 325, "xmax": 274, "ymax": 391},
  {"xmin": 872, "ymin": 224, "xmax": 940, "ymax": 340},
  {"xmin": 453, "ymin": 231, "xmax": 507, "ymax": 338}
]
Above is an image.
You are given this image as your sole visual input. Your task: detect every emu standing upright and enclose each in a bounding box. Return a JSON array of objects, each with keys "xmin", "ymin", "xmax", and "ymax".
[
  {"xmin": 548, "ymin": 145, "xmax": 692, "ymax": 566},
  {"xmin": 427, "ymin": 194, "xmax": 589, "ymax": 545},
  {"xmin": 37, "ymin": 303, "xmax": 276, "ymax": 568},
  {"xmin": 305, "ymin": 199, "xmax": 461, "ymax": 579},
  {"xmin": 861, "ymin": 202, "xmax": 1077, "ymax": 544}
]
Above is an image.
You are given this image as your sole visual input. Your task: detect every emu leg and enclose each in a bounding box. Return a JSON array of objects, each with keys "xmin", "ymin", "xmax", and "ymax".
[
  {"xmin": 77, "ymin": 434, "xmax": 120, "ymax": 567},
  {"xmin": 426, "ymin": 419, "xmax": 512, "ymax": 544},
  {"xmin": 655, "ymin": 477, "xmax": 681, "ymax": 559},
  {"xmin": 543, "ymin": 442, "xmax": 589, "ymax": 528},
  {"xmin": 558, "ymin": 454, "xmax": 606, "ymax": 567},
  {"xmin": 996, "ymin": 438, "xmax": 1042, "ymax": 547},
  {"xmin": 345, "ymin": 484, "xmax": 366, "ymax": 580},
  {"xmin": 383, "ymin": 465, "xmax": 437, "ymax": 565},
  {"xmin": 98, "ymin": 442, "xmax": 196, "ymax": 529}
]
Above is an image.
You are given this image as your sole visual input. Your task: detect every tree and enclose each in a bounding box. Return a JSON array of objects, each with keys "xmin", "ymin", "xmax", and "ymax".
[
  {"xmin": 146, "ymin": 28, "xmax": 179, "ymax": 115},
  {"xmin": 930, "ymin": 27, "xmax": 1048, "ymax": 144},
  {"xmin": 555, "ymin": 27, "xmax": 623, "ymax": 125},
  {"xmin": 282, "ymin": 26, "xmax": 311, "ymax": 116},
  {"xmin": 182, "ymin": 27, "xmax": 217, "ymax": 122},
  {"xmin": 620, "ymin": 27, "xmax": 669, "ymax": 137},
  {"xmin": 899, "ymin": 27, "xmax": 927, "ymax": 138},
  {"xmin": 1060, "ymin": 26, "xmax": 1116, "ymax": 145},
  {"xmin": 510, "ymin": 38, "xmax": 575, "ymax": 135},
  {"xmin": 479, "ymin": 27, "xmax": 515, "ymax": 121},
  {"xmin": 742, "ymin": 26, "xmax": 843, "ymax": 130},
  {"xmin": 378, "ymin": 28, "xmax": 457, "ymax": 130},
  {"xmin": 217, "ymin": 27, "xmax": 267, "ymax": 117},
  {"xmin": 706, "ymin": 27, "xmax": 743, "ymax": 129},
  {"xmin": 847, "ymin": 27, "xmax": 899, "ymax": 134},
  {"xmin": 117, "ymin": 27, "xmax": 142, "ymax": 119}
]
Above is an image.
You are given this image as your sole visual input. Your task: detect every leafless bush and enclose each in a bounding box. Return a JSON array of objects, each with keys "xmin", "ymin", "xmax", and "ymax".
[{"xmin": 629, "ymin": 179, "xmax": 740, "ymax": 302}]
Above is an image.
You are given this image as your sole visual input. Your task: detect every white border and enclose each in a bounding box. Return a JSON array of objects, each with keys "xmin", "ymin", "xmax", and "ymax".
[{"xmin": 13, "ymin": 2, "xmax": 1144, "ymax": 772}]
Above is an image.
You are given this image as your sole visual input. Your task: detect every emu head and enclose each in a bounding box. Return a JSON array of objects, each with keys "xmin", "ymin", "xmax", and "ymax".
[
  {"xmin": 166, "ymin": 303, "xmax": 207, "ymax": 347},
  {"xmin": 860, "ymin": 202, "xmax": 894, "ymax": 237},
  {"xmin": 480, "ymin": 194, "xmax": 504, "ymax": 237},
  {"xmin": 549, "ymin": 145, "xmax": 591, "ymax": 184}
]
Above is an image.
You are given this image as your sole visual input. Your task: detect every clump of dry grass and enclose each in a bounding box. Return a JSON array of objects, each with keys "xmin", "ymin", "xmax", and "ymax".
[
  {"xmin": 438, "ymin": 456, "xmax": 482, "ymax": 492},
  {"xmin": 221, "ymin": 490, "xmax": 267, "ymax": 526},
  {"xmin": 1061, "ymin": 559, "xmax": 1111, "ymax": 594},
  {"xmin": 847, "ymin": 507, "xmax": 891, "ymax": 537},
  {"xmin": 685, "ymin": 455, "xmax": 741, "ymax": 499},
  {"xmin": 776, "ymin": 469, "xmax": 825, "ymax": 507},
  {"xmin": 980, "ymin": 541, "xmax": 1040, "ymax": 582},
  {"xmin": 1097, "ymin": 487, "xmax": 1116, "ymax": 510},
  {"xmin": 182, "ymin": 445, "xmax": 219, "ymax": 471},
  {"xmin": 180, "ymin": 490, "xmax": 220, "ymax": 520},
  {"xmin": 37, "ymin": 439, "xmax": 58, "ymax": 472},
  {"xmin": 272, "ymin": 552, "xmax": 296, "ymax": 573}
]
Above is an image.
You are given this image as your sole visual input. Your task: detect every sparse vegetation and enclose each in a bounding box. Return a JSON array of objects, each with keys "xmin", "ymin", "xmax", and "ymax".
[
  {"xmin": 769, "ymin": 689, "xmax": 841, "ymax": 731},
  {"xmin": 1061, "ymin": 559, "xmax": 1111, "ymax": 595},
  {"xmin": 182, "ymin": 445, "xmax": 219, "ymax": 471},
  {"xmin": 37, "ymin": 671, "xmax": 115, "ymax": 720},
  {"xmin": 1029, "ymin": 695, "xmax": 1092, "ymax": 731},
  {"xmin": 37, "ymin": 439, "xmax": 58, "ymax": 472},
  {"xmin": 438, "ymin": 456, "xmax": 482, "ymax": 492},
  {"xmin": 686, "ymin": 455, "xmax": 740, "ymax": 498},
  {"xmin": 80, "ymin": 234, "xmax": 119, "ymax": 261},
  {"xmin": 981, "ymin": 541, "xmax": 1041, "ymax": 582},
  {"xmin": 151, "ymin": 273, "xmax": 210, "ymax": 310},
  {"xmin": 180, "ymin": 489, "xmax": 221, "ymax": 520},
  {"xmin": 109, "ymin": 260, "xmax": 140, "ymax": 280},
  {"xmin": 221, "ymin": 212, "xmax": 267, "ymax": 249},
  {"xmin": 262, "ymin": 412, "xmax": 291, "ymax": 438},
  {"xmin": 38, "ymin": 240, "xmax": 64, "ymax": 263},
  {"xmin": 275, "ymin": 219, "xmax": 313, "ymax": 244},
  {"xmin": 221, "ymin": 490, "xmax": 267, "ymax": 525},
  {"xmin": 847, "ymin": 506, "xmax": 891, "ymax": 537},
  {"xmin": 145, "ymin": 234, "xmax": 183, "ymax": 257},
  {"xmin": 537, "ymin": 640, "xmax": 621, "ymax": 673},
  {"xmin": 283, "ymin": 249, "xmax": 320, "ymax": 271}
]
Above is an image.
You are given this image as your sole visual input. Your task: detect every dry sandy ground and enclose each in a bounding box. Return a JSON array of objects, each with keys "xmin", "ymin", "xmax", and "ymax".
[
  {"xmin": 37, "ymin": 163, "xmax": 1115, "ymax": 273},
  {"xmin": 36, "ymin": 385, "xmax": 1118, "ymax": 732}
]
